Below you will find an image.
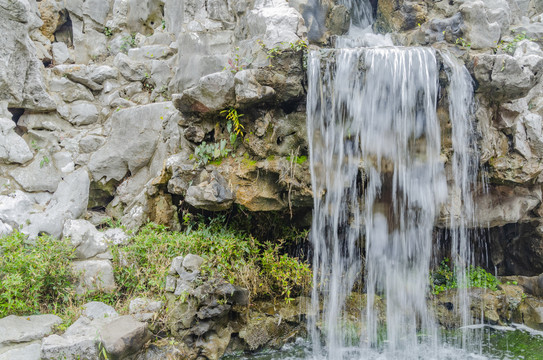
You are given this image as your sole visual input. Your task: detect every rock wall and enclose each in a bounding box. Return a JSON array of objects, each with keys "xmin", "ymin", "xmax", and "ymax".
[{"xmin": 1, "ymin": 0, "xmax": 543, "ymax": 276}]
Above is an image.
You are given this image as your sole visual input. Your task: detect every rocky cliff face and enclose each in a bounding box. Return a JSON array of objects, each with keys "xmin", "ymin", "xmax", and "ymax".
[{"xmin": 1, "ymin": 0, "xmax": 543, "ymax": 277}]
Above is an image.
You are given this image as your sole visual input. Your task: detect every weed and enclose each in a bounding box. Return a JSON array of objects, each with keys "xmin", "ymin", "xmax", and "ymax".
[
  {"xmin": 120, "ymin": 34, "xmax": 137, "ymax": 54},
  {"xmin": 0, "ymin": 232, "xmax": 75, "ymax": 317},
  {"xmin": 455, "ymin": 37, "xmax": 471, "ymax": 49},
  {"xmin": 193, "ymin": 140, "xmax": 230, "ymax": 167},
  {"xmin": 497, "ymin": 30, "xmax": 536, "ymax": 54},
  {"xmin": 221, "ymin": 107, "xmax": 245, "ymax": 140},
  {"xmin": 103, "ymin": 27, "xmax": 113, "ymax": 37},
  {"xmin": 224, "ymin": 47, "xmax": 246, "ymax": 73},
  {"xmin": 430, "ymin": 258, "xmax": 500, "ymax": 295}
]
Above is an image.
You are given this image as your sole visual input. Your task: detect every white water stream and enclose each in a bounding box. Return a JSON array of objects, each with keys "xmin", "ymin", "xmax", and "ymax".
[{"xmin": 306, "ymin": 1, "xmax": 481, "ymax": 358}]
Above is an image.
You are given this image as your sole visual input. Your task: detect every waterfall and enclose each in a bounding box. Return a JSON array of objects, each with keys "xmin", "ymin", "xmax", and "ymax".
[{"xmin": 306, "ymin": 47, "xmax": 479, "ymax": 358}]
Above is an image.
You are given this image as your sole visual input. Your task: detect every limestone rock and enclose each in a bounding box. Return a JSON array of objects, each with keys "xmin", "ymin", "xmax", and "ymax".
[
  {"xmin": 66, "ymin": 102, "xmax": 99, "ymax": 126},
  {"xmin": 72, "ymin": 259, "xmax": 116, "ymax": 295},
  {"xmin": 88, "ymin": 102, "xmax": 174, "ymax": 181},
  {"xmin": 100, "ymin": 315, "xmax": 150, "ymax": 359},
  {"xmin": 460, "ymin": 1, "xmax": 501, "ymax": 50},
  {"xmin": 0, "ymin": 117, "xmax": 33, "ymax": 164},
  {"xmin": 82, "ymin": 302, "xmax": 119, "ymax": 321},
  {"xmin": 183, "ymin": 254, "xmax": 204, "ymax": 272},
  {"xmin": 169, "ymin": 255, "xmax": 184, "ymax": 275},
  {"xmin": 173, "ymin": 71, "xmax": 235, "ymax": 114},
  {"xmin": 52, "ymin": 42, "xmax": 71, "ymax": 65},
  {"xmin": 185, "ymin": 170, "xmax": 234, "ymax": 211},
  {"xmin": 49, "ymin": 77, "xmax": 94, "ymax": 103},
  {"xmin": 473, "ymin": 53, "xmax": 543, "ymax": 101},
  {"xmin": 9, "ymin": 154, "xmax": 62, "ymax": 193},
  {"xmin": 63, "ymin": 219, "xmax": 108, "ymax": 259},
  {"xmin": 0, "ymin": 315, "xmax": 61, "ymax": 347},
  {"xmin": 0, "ymin": 342, "xmax": 41, "ymax": 360},
  {"xmin": 234, "ymin": 70, "xmax": 275, "ymax": 105},
  {"xmin": 129, "ymin": 298, "xmax": 164, "ymax": 322},
  {"xmin": 114, "ymin": 53, "xmax": 149, "ymax": 82},
  {"xmin": 0, "ymin": 0, "xmax": 56, "ymax": 110}
]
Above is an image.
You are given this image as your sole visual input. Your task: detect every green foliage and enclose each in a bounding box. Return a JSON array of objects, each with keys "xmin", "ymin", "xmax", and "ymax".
[
  {"xmin": 120, "ymin": 34, "xmax": 137, "ymax": 53},
  {"xmin": 497, "ymin": 31, "xmax": 537, "ymax": 54},
  {"xmin": 224, "ymin": 47, "xmax": 246, "ymax": 73},
  {"xmin": 430, "ymin": 258, "xmax": 500, "ymax": 295},
  {"xmin": 0, "ymin": 232, "xmax": 75, "ymax": 317},
  {"xmin": 455, "ymin": 37, "xmax": 471, "ymax": 49},
  {"xmin": 103, "ymin": 27, "xmax": 113, "ymax": 37},
  {"xmin": 221, "ymin": 107, "xmax": 245, "ymax": 139},
  {"xmin": 260, "ymin": 241, "xmax": 312, "ymax": 302},
  {"xmin": 192, "ymin": 108, "xmax": 245, "ymax": 167},
  {"xmin": 193, "ymin": 139, "xmax": 231, "ymax": 167},
  {"xmin": 112, "ymin": 219, "xmax": 311, "ymax": 302}
]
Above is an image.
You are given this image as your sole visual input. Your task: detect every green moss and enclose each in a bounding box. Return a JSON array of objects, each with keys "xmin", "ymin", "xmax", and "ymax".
[{"xmin": 430, "ymin": 258, "xmax": 500, "ymax": 295}]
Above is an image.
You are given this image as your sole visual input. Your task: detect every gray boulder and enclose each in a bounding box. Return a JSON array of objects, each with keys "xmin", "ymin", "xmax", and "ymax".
[
  {"xmin": 100, "ymin": 315, "xmax": 150, "ymax": 359},
  {"xmin": 41, "ymin": 317, "xmax": 99, "ymax": 360},
  {"xmin": 82, "ymin": 302, "xmax": 119, "ymax": 321},
  {"xmin": 0, "ymin": 117, "xmax": 33, "ymax": 164},
  {"xmin": 0, "ymin": 314, "xmax": 61, "ymax": 348},
  {"xmin": 88, "ymin": 102, "xmax": 174, "ymax": 182},
  {"xmin": 63, "ymin": 219, "xmax": 108, "ymax": 259},
  {"xmin": 9, "ymin": 152, "xmax": 62, "ymax": 193},
  {"xmin": 234, "ymin": 70, "xmax": 275, "ymax": 105},
  {"xmin": 72, "ymin": 259, "xmax": 116, "ymax": 295},
  {"xmin": 185, "ymin": 170, "xmax": 234, "ymax": 211},
  {"xmin": 473, "ymin": 53, "xmax": 543, "ymax": 100},
  {"xmin": 173, "ymin": 71, "xmax": 235, "ymax": 114},
  {"xmin": 0, "ymin": 342, "xmax": 41, "ymax": 360},
  {"xmin": 183, "ymin": 254, "xmax": 204, "ymax": 272},
  {"xmin": 129, "ymin": 298, "xmax": 164, "ymax": 322}
]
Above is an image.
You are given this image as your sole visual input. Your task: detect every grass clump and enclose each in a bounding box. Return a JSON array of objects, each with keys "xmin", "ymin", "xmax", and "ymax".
[
  {"xmin": 112, "ymin": 217, "xmax": 311, "ymax": 303},
  {"xmin": 430, "ymin": 258, "xmax": 500, "ymax": 295},
  {"xmin": 0, "ymin": 232, "xmax": 75, "ymax": 318}
]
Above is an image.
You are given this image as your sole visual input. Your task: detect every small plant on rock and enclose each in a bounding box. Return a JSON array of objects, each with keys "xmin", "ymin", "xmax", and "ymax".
[
  {"xmin": 221, "ymin": 107, "xmax": 244, "ymax": 143},
  {"xmin": 193, "ymin": 140, "xmax": 231, "ymax": 167},
  {"xmin": 224, "ymin": 47, "xmax": 246, "ymax": 73},
  {"xmin": 120, "ymin": 33, "xmax": 137, "ymax": 54}
]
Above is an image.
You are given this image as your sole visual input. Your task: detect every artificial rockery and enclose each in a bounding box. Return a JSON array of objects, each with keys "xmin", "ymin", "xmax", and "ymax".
[{"xmin": 1, "ymin": 0, "xmax": 543, "ymax": 359}]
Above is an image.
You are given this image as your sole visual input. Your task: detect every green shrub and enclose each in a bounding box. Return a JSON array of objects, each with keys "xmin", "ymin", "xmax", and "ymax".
[
  {"xmin": 430, "ymin": 258, "xmax": 500, "ymax": 295},
  {"xmin": 0, "ymin": 232, "xmax": 75, "ymax": 317}
]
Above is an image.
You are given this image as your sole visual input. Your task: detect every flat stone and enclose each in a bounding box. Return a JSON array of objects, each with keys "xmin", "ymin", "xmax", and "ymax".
[
  {"xmin": 0, "ymin": 314, "xmax": 61, "ymax": 347},
  {"xmin": 0, "ymin": 342, "xmax": 41, "ymax": 360}
]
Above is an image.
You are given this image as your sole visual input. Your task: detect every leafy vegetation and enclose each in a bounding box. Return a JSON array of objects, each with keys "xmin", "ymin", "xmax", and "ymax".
[
  {"xmin": 0, "ymin": 232, "xmax": 75, "ymax": 318},
  {"xmin": 0, "ymin": 215, "xmax": 311, "ymax": 324},
  {"xmin": 224, "ymin": 47, "xmax": 247, "ymax": 73},
  {"xmin": 193, "ymin": 139, "xmax": 231, "ymax": 167},
  {"xmin": 120, "ymin": 34, "xmax": 137, "ymax": 53},
  {"xmin": 430, "ymin": 258, "xmax": 500, "ymax": 295},
  {"xmin": 192, "ymin": 108, "xmax": 245, "ymax": 167},
  {"xmin": 112, "ymin": 218, "xmax": 311, "ymax": 303},
  {"xmin": 496, "ymin": 30, "xmax": 537, "ymax": 54}
]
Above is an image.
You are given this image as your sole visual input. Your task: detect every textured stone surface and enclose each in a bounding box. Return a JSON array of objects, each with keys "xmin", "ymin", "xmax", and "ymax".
[
  {"xmin": 72, "ymin": 259, "xmax": 116, "ymax": 294},
  {"xmin": 63, "ymin": 219, "xmax": 108, "ymax": 259},
  {"xmin": 100, "ymin": 315, "xmax": 150, "ymax": 359},
  {"xmin": 82, "ymin": 301, "xmax": 119, "ymax": 321},
  {"xmin": 0, "ymin": 315, "xmax": 61, "ymax": 347}
]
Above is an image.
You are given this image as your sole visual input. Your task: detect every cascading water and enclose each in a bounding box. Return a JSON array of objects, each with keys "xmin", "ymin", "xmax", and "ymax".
[{"xmin": 306, "ymin": 7, "xmax": 481, "ymax": 360}]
